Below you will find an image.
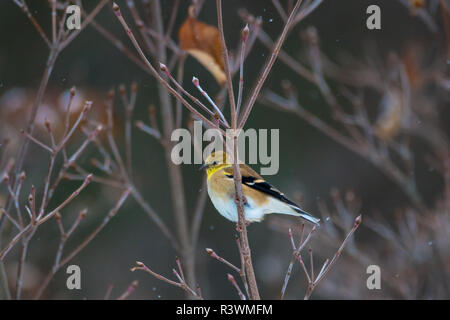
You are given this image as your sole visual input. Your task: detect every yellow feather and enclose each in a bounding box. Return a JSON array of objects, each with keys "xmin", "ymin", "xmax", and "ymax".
[{"xmin": 206, "ymin": 163, "xmax": 231, "ymax": 181}]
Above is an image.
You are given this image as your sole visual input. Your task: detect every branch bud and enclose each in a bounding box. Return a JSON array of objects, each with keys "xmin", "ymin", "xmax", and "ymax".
[
  {"xmin": 44, "ymin": 118, "xmax": 51, "ymax": 133},
  {"xmin": 148, "ymin": 105, "xmax": 156, "ymax": 116},
  {"xmin": 135, "ymin": 120, "xmax": 144, "ymax": 129},
  {"xmin": 82, "ymin": 101, "xmax": 93, "ymax": 113},
  {"xmin": 107, "ymin": 89, "xmax": 115, "ymax": 99},
  {"xmin": 136, "ymin": 261, "xmax": 144, "ymax": 267},
  {"xmin": 159, "ymin": 62, "xmax": 167, "ymax": 72},
  {"xmin": 136, "ymin": 19, "xmax": 144, "ymax": 29},
  {"xmin": 85, "ymin": 174, "xmax": 93, "ymax": 184},
  {"xmin": 355, "ymin": 215, "xmax": 362, "ymax": 226},
  {"xmin": 118, "ymin": 84, "xmax": 126, "ymax": 96},
  {"xmin": 112, "ymin": 3, "xmax": 121, "ymax": 15},
  {"xmin": 80, "ymin": 209, "xmax": 88, "ymax": 219},
  {"xmin": 242, "ymin": 24, "xmax": 249, "ymax": 42}
]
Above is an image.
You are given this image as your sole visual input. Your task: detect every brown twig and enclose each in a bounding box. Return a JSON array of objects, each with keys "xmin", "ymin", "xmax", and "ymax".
[
  {"xmin": 216, "ymin": 0, "xmax": 260, "ymax": 300},
  {"xmin": 117, "ymin": 280, "xmax": 139, "ymax": 300},
  {"xmin": 0, "ymin": 174, "xmax": 93, "ymax": 261},
  {"xmin": 111, "ymin": 3, "xmax": 223, "ymax": 133},
  {"xmin": 238, "ymin": 0, "xmax": 304, "ymax": 129},
  {"xmin": 34, "ymin": 208, "xmax": 88, "ymax": 299},
  {"xmin": 280, "ymin": 225, "xmax": 316, "ymax": 299},
  {"xmin": 206, "ymin": 248, "xmax": 240, "ymax": 273},
  {"xmin": 0, "ymin": 2, "xmax": 109, "ymax": 298},
  {"xmin": 303, "ymin": 215, "xmax": 362, "ymax": 299},
  {"xmin": 131, "ymin": 260, "xmax": 201, "ymax": 299},
  {"xmin": 227, "ymin": 273, "xmax": 246, "ymax": 300}
]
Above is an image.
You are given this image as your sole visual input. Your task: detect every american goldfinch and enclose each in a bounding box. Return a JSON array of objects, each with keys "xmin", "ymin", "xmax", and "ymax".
[{"xmin": 201, "ymin": 151, "xmax": 320, "ymax": 225}]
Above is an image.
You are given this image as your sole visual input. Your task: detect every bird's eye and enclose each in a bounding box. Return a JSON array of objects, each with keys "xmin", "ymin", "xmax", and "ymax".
[{"xmin": 212, "ymin": 161, "xmax": 217, "ymax": 165}]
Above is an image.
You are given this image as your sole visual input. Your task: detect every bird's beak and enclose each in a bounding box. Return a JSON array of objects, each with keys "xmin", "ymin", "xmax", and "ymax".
[{"xmin": 199, "ymin": 163, "xmax": 208, "ymax": 171}]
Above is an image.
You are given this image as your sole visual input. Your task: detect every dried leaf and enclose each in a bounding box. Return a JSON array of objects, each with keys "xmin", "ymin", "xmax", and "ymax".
[
  {"xmin": 410, "ymin": 0, "xmax": 425, "ymax": 9},
  {"xmin": 375, "ymin": 88, "xmax": 404, "ymax": 140},
  {"xmin": 401, "ymin": 43, "xmax": 423, "ymax": 90},
  {"xmin": 178, "ymin": 7, "xmax": 226, "ymax": 85}
]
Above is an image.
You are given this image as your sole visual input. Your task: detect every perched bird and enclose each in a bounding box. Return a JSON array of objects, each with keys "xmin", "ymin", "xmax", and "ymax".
[{"xmin": 201, "ymin": 151, "xmax": 320, "ymax": 225}]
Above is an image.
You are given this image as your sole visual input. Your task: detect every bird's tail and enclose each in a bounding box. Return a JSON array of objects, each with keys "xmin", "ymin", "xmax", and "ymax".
[
  {"xmin": 291, "ymin": 205, "xmax": 320, "ymax": 225},
  {"xmin": 266, "ymin": 198, "xmax": 320, "ymax": 225}
]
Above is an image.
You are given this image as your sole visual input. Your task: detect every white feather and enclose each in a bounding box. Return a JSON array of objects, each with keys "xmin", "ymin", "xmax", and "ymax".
[{"xmin": 207, "ymin": 185, "xmax": 319, "ymax": 223}]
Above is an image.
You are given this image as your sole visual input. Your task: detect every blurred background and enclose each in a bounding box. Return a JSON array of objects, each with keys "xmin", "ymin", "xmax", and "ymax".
[{"xmin": 0, "ymin": 0, "xmax": 448, "ymax": 299}]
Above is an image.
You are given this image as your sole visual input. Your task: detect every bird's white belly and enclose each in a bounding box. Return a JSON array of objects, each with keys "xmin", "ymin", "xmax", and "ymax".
[{"xmin": 207, "ymin": 186, "xmax": 266, "ymax": 222}]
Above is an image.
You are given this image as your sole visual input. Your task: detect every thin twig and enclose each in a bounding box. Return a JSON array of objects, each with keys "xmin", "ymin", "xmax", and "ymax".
[
  {"xmin": 238, "ymin": 0, "xmax": 304, "ymax": 129},
  {"xmin": 280, "ymin": 226, "xmax": 316, "ymax": 299},
  {"xmin": 111, "ymin": 3, "xmax": 224, "ymax": 134},
  {"xmin": 228, "ymin": 273, "xmax": 246, "ymax": 300},
  {"xmin": 117, "ymin": 280, "xmax": 138, "ymax": 300},
  {"xmin": 131, "ymin": 261, "xmax": 201, "ymax": 299},
  {"xmin": 206, "ymin": 248, "xmax": 240, "ymax": 273},
  {"xmin": 236, "ymin": 24, "xmax": 249, "ymax": 116},
  {"xmin": 216, "ymin": 0, "xmax": 260, "ymax": 300},
  {"xmin": 303, "ymin": 215, "xmax": 362, "ymax": 299}
]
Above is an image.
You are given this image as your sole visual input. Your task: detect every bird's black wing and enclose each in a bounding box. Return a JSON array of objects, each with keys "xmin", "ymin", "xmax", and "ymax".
[
  {"xmin": 224, "ymin": 169, "xmax": 320, "ymax": 224},
  {"xmin": 225, "ymin": 173, "xmax": 300, "ymax": 208}
]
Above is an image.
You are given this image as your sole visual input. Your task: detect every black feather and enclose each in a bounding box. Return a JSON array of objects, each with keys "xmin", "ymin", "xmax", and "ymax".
[{"xmin": 226, "ymin": 174, "xmax": 301, "ymax": 210}]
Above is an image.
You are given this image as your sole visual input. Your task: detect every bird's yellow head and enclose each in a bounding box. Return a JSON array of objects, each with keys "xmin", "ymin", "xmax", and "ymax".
[{"xmin": 201, "ymin": 151, "xmax": 232, "ymax": 179}]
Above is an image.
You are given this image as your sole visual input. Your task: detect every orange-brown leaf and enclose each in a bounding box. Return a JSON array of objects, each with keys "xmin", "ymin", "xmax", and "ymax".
[
  {"xmin": 410, "ymin": 0, "xmax": 425, "ymax": 9},
  {"xmin": 178, "ymin": 12, "xmax": 226, "ymax": 85}
]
